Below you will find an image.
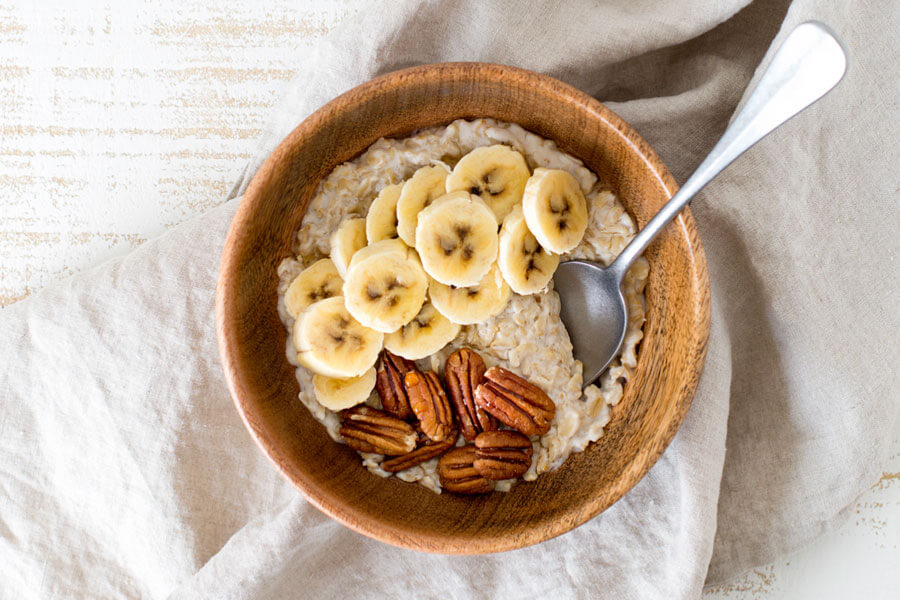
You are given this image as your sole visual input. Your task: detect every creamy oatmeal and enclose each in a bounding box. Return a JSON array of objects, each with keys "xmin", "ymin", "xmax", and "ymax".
[{"xmin": 277, "ymin": 119, "xmax": 648, "ymax": 494}]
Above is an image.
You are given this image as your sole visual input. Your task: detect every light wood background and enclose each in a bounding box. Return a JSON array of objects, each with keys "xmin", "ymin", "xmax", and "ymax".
[
  {"xmin": 0, "ymin": 0, "xmax": 356, "ymax": 305},
  {"xmin": 0, "ymin": 0, "xmax": 896, "ymax": 597}
]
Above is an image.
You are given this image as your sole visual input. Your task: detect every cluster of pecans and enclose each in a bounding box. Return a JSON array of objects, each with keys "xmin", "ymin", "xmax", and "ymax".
[{"xmin": 337, "ymin": 347, "xmax": 557, "ymax": 494}]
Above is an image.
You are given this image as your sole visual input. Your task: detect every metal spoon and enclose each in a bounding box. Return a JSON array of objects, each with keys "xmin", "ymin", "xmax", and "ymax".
[{"xmin": 555, "ymin": 21, "xmax": 847, "ymax": 386}]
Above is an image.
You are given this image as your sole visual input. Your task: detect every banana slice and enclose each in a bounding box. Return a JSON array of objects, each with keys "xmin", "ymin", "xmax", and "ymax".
[
  {"xmin": 445, "ymin": 144, "xmax": 530, "ymax": 221},
  {"xmin": 342, "ymin": 239, "xmax": 428, "ymax": 333},
  {"xmin": 293, "ymin": 297, "xmax": 383, "ymax": 378},
  {"xmin": 429, "ymin": 263, "xmax": 511, "ymax": 325},
  {"xmin": 383, "ymin": 302, "xmax": 461, "ymax": 360},
  {"xmin": 312, "ymin": 368, "xmax": 376, "ymax": 411},
  {"xmin": 347, "ymin": 237, "xmax": 408, "ymax": 273},
  {"xmin": 330, "ymin": 217, "xmax": 367, "ymax": 278},
  {"xmin": 284, "ymin": 258, "xmax": 344, "ymax": 318},
  {"xmin": 497, "ymin": 207, "xmax": 559, "ymax": 294},
  {"xmin": 396, "ymin": 164, "xmax": 450, "ymax": 246},
  {"xmin": 414, "ymin": 191, "xmax": 499, "ymax": 287},
  {"xmin": 366, "ymin": 184, "xmax": 402, "ymax": 243},
  {"xmin": 521, "ymin": 168, "xmax": 589, "ymax": 254}
]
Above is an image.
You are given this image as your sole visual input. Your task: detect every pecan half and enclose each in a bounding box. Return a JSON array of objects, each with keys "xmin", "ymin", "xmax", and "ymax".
[
  {"xmin": 381, "ymin": 430, "xmax": 458, "ymax": 473},
  {"xmin": 437, "ymin": 445, "xmax": 494, "ymax": 494},
  {"xmin": 375, "ymin": 350, "xmax": 418, "ymax": 421},
  {"xmin": 474, "ymin": 367, "xmax": 556, "ymax": 436},
  {"xmin": 338, "ymin": 406, "xmax": 416, "ymax": 455},
  {"xmin": 405, "ymin": 371, "xmax": 455, "ymax": 441},
  {"xmin": 444, "ymin": 348, "xmax": 497, "ymax": 441},
  {"xmin": 474, "ymin": 430, "xmax": 533, "ymax": 479}
]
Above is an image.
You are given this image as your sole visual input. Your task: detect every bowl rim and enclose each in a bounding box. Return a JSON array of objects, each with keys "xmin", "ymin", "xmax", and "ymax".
[{"xmin": 217, "ymin": 61, "xmax": 710, "ymax": 554}]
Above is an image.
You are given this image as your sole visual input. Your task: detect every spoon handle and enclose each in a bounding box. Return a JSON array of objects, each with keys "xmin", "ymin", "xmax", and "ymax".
[{"xmin": 609, "ymin": 21, "xmax": 847, "ymax": 279}]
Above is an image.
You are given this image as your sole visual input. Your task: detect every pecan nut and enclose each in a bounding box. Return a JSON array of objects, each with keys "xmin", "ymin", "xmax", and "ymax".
[
  {"xmin": 375, "ymin": 350, "xmax": 418, "ymax": 421},
  {"xmin": 474, "ymin": 367, "xmax": 556, "ymax": 436},
  {"xmin": 381, "ymin": 430, "xmax": 458, "ymax": 473},
  {"xmin": 338, "ymin": 406, "xmax": 416, "ymax": 455},
  {"xmin": 405, "ymin": 370, "xmax": 455, "ymax": 442},
  {"xmin": 444, "ymin": 348, "xmax": 497, "ymax": 441},
  {"xmin": 436, "ymin": 445, "xmax": 494, "ymax": 494},
  {"xmin": 474, "ymin": 430, "xmax": 533, "ymax": 479}
]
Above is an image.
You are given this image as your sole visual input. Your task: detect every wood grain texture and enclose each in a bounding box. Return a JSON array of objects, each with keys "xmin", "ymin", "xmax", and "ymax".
[
  {"xmin": 0, "ymin": 0, "xmax": 357, "ymax": 306},
  {"xmin": 217, "ymin": 62, "xmax": 711, "ymax": 553}
]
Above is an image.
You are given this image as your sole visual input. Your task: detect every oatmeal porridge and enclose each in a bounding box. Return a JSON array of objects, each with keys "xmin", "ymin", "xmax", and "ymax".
[{"xmin": 277, "ymin": 118, "xmax": 648, "ymax": 494}]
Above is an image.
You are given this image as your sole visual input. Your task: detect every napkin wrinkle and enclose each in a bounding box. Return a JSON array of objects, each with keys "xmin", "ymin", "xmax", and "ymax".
[
  {"xmin": 700, "ymin": 2, "xmax": 900, "ymax": 583},
  {"xmin": 586, "ymin": 0, "xmax": 789, "ymax": 105}
]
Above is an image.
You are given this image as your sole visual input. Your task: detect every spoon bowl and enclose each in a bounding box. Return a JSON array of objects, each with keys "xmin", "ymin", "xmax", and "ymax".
[{"xmin": 555, "ymin": 260, "xmax": 627, "ymax": 384}]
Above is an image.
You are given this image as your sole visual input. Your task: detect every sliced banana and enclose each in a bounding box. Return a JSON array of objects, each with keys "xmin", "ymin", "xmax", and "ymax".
[
  {"xmin": 284, "ymin": 258, "xmax": 344, "ymax": 318},
  {"xmin": 293, "ymin": 297, "xmax": 383, "ymax": 378},
  {"xmin": 497, "ymin": 206, "xmax": 559, "ymax": 295},
  {"xmin": 312, "ymin": 368, "xmax": 376, "ymax": 411},
  {"xmin": 414, "ymin": 191, "xmax": 499, "ymax": 287},
  {"xmin": 347, "ymin": 237, "xmax": 408, "ymax": 272},
  {"xmin": 342, "ymin": 239, "xmax": 428, "ymax": 333},
  {"xmin": 365, "ymin": 184, "xmax": 402, "ymax": 244},
  {"xmin": 396, "ymin": 164, "xmax": 450, "ymax": 246},
  {"xmin": 429, "ymin": 263, "xmax": 511, "ymax": 325},
  {"xmin": 383, "ymin": 302, "xmax": 461, "ymax": 360},
  {"xmin": 330, "ymin": 217, "xmax": 367, "ymax": 278},
  {"xmin": 521, "ymin": 168, "xmax": 589, "ymax": 254},
  {"xmin": 445, "ymin": 144, "xmax": 530, "ymax": 221}
]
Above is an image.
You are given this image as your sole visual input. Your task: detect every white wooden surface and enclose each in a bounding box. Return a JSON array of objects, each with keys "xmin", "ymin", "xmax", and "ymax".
[{"xmin": 1, "ymin": 1, "xmax": 897, "ymax": 597}]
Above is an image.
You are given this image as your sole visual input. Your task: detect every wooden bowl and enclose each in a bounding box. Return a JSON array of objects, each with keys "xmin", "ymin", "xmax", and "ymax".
[{"xmin": 216, "ymin": 63, "xmax": 710, "ymax": 553}]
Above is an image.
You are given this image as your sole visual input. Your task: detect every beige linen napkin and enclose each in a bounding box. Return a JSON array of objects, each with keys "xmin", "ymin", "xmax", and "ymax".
[{"xmin": 1, "ymin": 0, "xmax": 897, "ymax": 598}]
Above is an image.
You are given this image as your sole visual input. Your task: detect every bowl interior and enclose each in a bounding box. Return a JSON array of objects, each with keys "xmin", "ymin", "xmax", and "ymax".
[{"xmin": 217, "ymin": 63, "xmax": 710, "ymax": 553}]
